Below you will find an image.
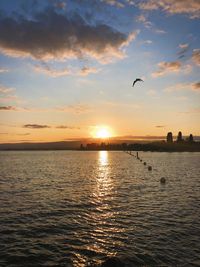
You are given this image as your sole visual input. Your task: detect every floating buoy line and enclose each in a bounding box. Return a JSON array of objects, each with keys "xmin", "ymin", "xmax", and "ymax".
[{"xmin": 123, "ymin": 150, "xmax": 166, "ymax": 184}]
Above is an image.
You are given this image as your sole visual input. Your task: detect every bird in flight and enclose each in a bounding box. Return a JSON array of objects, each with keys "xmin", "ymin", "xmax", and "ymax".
[{"xmin": 132, "ymin": 78, "xmax": 144, "ymax": 87}]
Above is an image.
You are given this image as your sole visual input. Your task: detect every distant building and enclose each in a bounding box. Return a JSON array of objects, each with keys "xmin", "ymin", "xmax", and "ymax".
[
  {"xmin": 177, "ymin": 131, "xmax": 183, "ymax": 143},
  {"xmin": 188, "ymin": 134, "xmax": 194, "ymax": 143},
  {"xmin": 167, "ymin": 132, "xmax": 173, "ymax": 143},
  {"xmin": 80, "ymin": 144, "xmax": 84, "ymax": 150}
]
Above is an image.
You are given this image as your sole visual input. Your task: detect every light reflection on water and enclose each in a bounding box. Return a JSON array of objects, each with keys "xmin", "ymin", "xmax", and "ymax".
[
  {"xmin": 0, "ymin": 151, "xmax": 200, "ymax": 267},
  {"xmin": 96, "ymin": 151, "xmax": 112, "ymax": 197}
]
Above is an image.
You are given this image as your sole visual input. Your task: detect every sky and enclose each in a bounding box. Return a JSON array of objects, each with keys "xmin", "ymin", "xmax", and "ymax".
[{"xmin": 0, "ymin": 0, "xmax": 200, "ymax": 143}]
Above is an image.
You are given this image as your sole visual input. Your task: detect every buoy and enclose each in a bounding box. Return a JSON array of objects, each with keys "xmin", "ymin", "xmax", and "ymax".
[
  {"xmin": 148, "ymin": 166, "xmax": 152, "ymax": 171},
  {"xmin": 143, "ymin": 162, "xmax": 146, "ymax": 165},
  {"xmin": 160, "ymin": 177, "xmax": 166, "ymax": 184}
]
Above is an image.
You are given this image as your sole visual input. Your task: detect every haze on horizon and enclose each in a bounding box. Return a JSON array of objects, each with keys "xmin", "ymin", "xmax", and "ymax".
[{"xmin": 0, "ymin": 0, "xmax": 200, "ymax": 143}]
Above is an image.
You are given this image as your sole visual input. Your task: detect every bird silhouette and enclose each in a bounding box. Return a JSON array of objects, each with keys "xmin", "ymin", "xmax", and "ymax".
[{"xmin": 132, "ymin": 78, "xmax": 144, "ymax": 87}]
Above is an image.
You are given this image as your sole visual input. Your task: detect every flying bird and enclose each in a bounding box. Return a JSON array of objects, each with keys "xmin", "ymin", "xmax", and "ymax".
[{"xmin": 132, "ymin": 78, "xmax": 144, "ymax": 87}]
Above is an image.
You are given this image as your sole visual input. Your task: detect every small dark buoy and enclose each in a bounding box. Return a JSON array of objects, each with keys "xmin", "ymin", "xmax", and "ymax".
[
  {"xmin": 143, "ymin": 162, "xmax": 146, "ymax": 165},
  {"xmin": 160, "ymin": 177, "xmax": 166, "ymax": 184},
  {"xmin": 148, "ymin": 166, "xmax": 152, "ymax": 171}
]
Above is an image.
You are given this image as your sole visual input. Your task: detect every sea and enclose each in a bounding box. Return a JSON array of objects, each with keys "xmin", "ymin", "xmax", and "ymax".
[{"xmin": 0, "ymin": 151, "xmax": 200, "ymax": 267}]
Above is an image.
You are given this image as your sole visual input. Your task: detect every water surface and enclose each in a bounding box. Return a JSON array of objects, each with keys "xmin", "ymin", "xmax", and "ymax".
[{"xmin": 0, "ymin": 151, "xmax": 200, "ymax": 266}]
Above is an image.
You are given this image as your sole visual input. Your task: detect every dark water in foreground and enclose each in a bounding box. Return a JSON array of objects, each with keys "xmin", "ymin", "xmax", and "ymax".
[{"xmin": 0, "ymin": 151, "xmax": 200, "ymax": 267}]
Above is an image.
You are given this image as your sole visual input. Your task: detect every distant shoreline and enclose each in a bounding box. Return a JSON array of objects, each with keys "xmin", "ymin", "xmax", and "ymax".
[{"xmin": 0, "ymin": 140, "xmax": 200, "ymax": 152}]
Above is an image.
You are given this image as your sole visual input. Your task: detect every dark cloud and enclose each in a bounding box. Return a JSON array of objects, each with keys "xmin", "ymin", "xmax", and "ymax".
[
  {"xmin": 56, "ymin": 125, "xmax": 80, "ymax": 129},
  {"xmin": 23, "ymin": 124, "xmax": 51, "ymax": 129},
  {"xmin": 0, "ymin": 9, "xmax": 136, "ymax": 63},
  {"xmin": 0, "ymin": 106, "xmax": 16, "ymax": 110},
  {"xmin": 155, "ymin": 125, "xmax": 165, "ymax": 128},
  {"xmin": 178, "ymin": 43, "xmax": 189, "ymax": 59},
  {"xmin": 192, "ymin": 82, "xmax": 200, "ymax": 92}
]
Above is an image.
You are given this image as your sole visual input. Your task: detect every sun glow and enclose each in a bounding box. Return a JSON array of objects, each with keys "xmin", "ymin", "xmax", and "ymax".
[{"xmin": 92, "ymin": 126, "xmax": 112, "ymax": 139}]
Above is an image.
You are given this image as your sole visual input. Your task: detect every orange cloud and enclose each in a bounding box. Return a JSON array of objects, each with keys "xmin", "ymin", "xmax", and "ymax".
[
  {"xmin": 164, "ymin": 82, "xmax": 200, "ymax": 93},
  {"xmin": 192, "ymin": 49, "xmax": 200, "ymax": 66},
  {"xmin": 139, "ymin": 0, "xmax": 200, "ymax": 18},
  {"xmin": 152, "ymin": 61, "xmax": 181, "ymax": 77},
  {"xmin": 34, "ymin": 64, "xmax": 71, "ymax": 77}
]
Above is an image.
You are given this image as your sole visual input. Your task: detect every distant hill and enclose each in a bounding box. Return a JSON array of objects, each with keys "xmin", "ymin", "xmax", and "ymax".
[{"xmin": 0, "ymin": 141, "xmax": 81, "ymax": 150}]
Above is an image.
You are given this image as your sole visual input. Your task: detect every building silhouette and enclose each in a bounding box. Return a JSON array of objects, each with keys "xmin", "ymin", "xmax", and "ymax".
[
  {"xmin": 188, "ymin": 134, "xmax": 194, "ymax": 143},
  {"xmin": 166, "ymin": 132, "xmax": 173, "ymax": 143},
  {"xmin": 177, "ymin": 131, "xmax": 183, "ymax": 143}
]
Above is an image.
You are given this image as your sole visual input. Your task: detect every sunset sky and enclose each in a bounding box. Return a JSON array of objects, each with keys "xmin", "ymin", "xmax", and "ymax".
[{"xmin": 0, "ymin": 0, "xmax": 200, "ymax": 143}]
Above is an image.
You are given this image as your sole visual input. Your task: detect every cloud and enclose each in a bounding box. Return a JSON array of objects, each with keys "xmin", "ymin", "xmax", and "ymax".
[
  {"xmin": 155, "ymin": 125, "xmax": 165, "ymax": 128},
  {"xmin": 164, "ymin": 82, "xmax": 200, "ymax": 93},
  {"xmin": 136, "ymin": 14, "xmax": 166, "ymax": 34},
  {"xmin": 79, "ymin": 66, "xmax": 100, "ymax": 76},
  {"xmin": 16, "ymin": 133, "xmax": 31, "ymax": 136},
  {"xmin": 34, "ymin": 64, "xmax": 71, "ymax": 77},
  {"xmin": 141, "ymin": 40, "xmax": 153, "ymax": 45},
  {"xmin": 192, "ymin": 49, "xmax": 200, "ymax": 66},
  {"xmin": 0, "ymin": 103, "xmax": 92, "ymax": 114},
  {"xmin": 192, "ymin": 82, "xmax": 200, "ymax": 92},
  {"xmin": 152, "ymin": 61, "xmax": 181, "ymax": 77},
  {"xmin": 126, "ymin": 0, "xmax": 135, "ymax": 5},
  {"xmin": 23, "ymin": 124, "xmax": 80, "ymax": 129},
  {"xmin": 138, "ymin": 0, "xmax": 200, "ymax": 18},
  {"xmin": 0, "ymin": 84, "xmax": 15, "ymax": 94},
  {"xmin": 154, "ymin": 29, "xmax": 167, "ymax": 34},
  {"xmin": 54, "ymin": 1, "xmax": 66, "ymax": 9},
  {"xmin": 0, "ymin": 105, "xmax": 17, "ymax": 111},
  {"xmin": 23, "ymin": 124, "xmax": 51, "ymax": 129},
  {"xmin": 56, "ymin": 104, "xmax": 92, "ymax": 114},
  {"xmin": 56, "ymin": 125, "xmax": 80, "ymax": 129},
  {"xmin": 0, "ymin": 105, "xmax": 30, "ymax": 111},
  {"xmin": 0, "ymin": 95, "xmax": 23, "ymax": 104},
  {"xmin": 0, "ymin": 67, "xmax": 9, "ymax": 73},
  {"xmin": 102, "ymin": 0, "xmax": 125, "ymax": 8},
  {"xmin": 179, "ymin": 43, "xmax": 189, "ymax": 50},
  {"xmin": 136, "ymin": 14, "xmax": 153, "ymax": 28},
  {"xmin": 33, "ymin": 64, "xmax": 100, "ymax": 77},
  {"xmin": 0, "ymin": 9, "xmax": 136, "ymax": 63},
  {"xmin": 178, "ymin": 43, "xmax": 189, "ymax": 58}
]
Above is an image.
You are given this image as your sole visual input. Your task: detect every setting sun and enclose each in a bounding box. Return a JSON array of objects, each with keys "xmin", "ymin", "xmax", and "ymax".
[{"xmin": 92, "ymin": 126, "xmax": 112, "ymax": 139}]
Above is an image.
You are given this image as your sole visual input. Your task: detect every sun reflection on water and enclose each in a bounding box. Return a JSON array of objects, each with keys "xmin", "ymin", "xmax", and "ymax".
[
  {"xmin": 99, "ymin": 150, "xmax": 108, "ymax": 166},
  {"xmin": 72, "ymin": 151, "xmax": 124, "ymax": 266},
  {"xmin": 96, "ymin": 151, "xmax": 112, "ymax": 197}
]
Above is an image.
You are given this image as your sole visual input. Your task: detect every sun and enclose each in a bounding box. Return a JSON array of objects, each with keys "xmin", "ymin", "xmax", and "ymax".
[{"xmin": 92, "ymin": 126, "xmax": 112, "ymax": 139}]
